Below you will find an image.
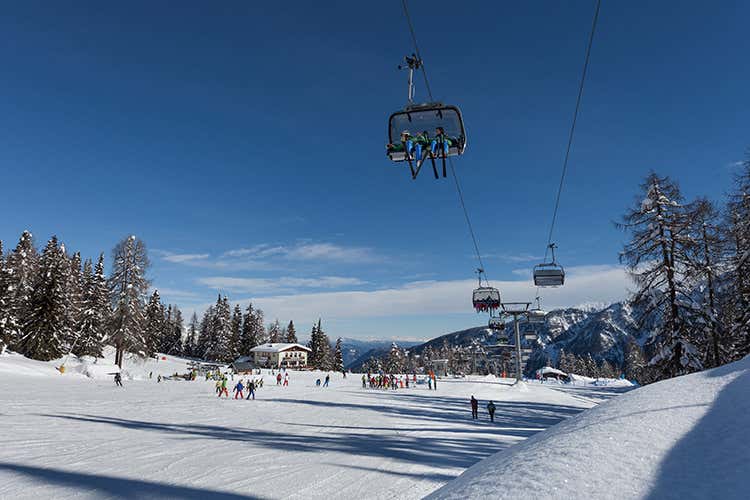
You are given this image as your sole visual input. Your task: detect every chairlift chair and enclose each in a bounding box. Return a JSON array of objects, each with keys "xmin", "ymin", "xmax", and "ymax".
[
  {"xmin": 386, "ymin": 55, "xmax": 467, "ymax": 179},
  {"xmin": 527, "ymin": 308, "xmax": 547, "ymax": 324},
  {"xmin": 533, "ymin": 244, "xmax": 565, "ymax": 287},
  {"xmin": 488, "ymin": 317, "xmax": 505, "ymax": 331},
  {"xmin": 473, "ymin": 287, "xmax": 501, "ymax": 313}
]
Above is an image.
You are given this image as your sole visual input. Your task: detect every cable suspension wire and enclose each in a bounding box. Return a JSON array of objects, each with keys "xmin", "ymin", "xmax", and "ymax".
[
  {"xmin": 543, "ymin": 0, "xmax": 602, "ymax": 260},
  {"xmin": 400, "ymin": 0, "xmax": 486, "ymax": 276},
  {"xmin": 401, "ymin": 0, "xmax": 434, "ymax": 102}
]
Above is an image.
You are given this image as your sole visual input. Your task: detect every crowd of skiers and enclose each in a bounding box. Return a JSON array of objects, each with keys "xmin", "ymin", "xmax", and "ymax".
[{"xmin": 362, "ymin": 370, "xmax": 438, "ymax": 391}]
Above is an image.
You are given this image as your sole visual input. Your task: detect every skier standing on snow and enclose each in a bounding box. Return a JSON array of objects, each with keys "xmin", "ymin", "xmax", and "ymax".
[
  {"xmin": 487, "ymin": 400, "xmax": 496, "ymax": 422},
  {"xmin": 234, "ymin": 380, "xmax": 244, "ymax": 399},
  {"xmin": 283, "ymin": 373, "xmax": 289, "ymax": 386},
  {"xmin": 219, "ymin": 377, "xmax": 229, "ymax": 398},
  {"xmin": 246, "ymin": 380, "xmax": 256, "ymax": 400},
  {"xmin": 323, "ymin": 374, "xmax": 330, "ymax": 387},
  {"xmin": 362, "ymin": 374, "xmax": 367, "ymax": 388},
  {"xmin": 470, "ymin": 396, "xmax": 479, "ymax": 420},
  {"xmin": 114, "ymin": 372, "xmax": 123, "ymax": 387},
  {"xmin": 276, "ymin": 373, "xmax": 282, "ymax": 385}
]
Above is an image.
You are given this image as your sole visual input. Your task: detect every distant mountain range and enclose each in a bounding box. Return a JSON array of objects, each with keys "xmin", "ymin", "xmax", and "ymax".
[
  {"xmin": 347, "ymin": 301, "xmax": 655, "ymax": 373},
  {"xmin": 339, "ymin": 338, "xmax": 421, "ymax": 368}
]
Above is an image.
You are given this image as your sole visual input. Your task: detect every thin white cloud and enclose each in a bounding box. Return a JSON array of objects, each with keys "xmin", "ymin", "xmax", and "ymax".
[
  {"xmin": 485, "ymin": 253, "xmax": 544, "ymax": 263},
  {"xmin": 241, "ymin": 264, "xmax": 631, "ymax": 321},
  {"xmin": 158, "ymin": 242, "xmax": 381, "ymax": 271},
  {"xmin": 197, "ymin": 276, "xmax": 367, "ymax": 294}
]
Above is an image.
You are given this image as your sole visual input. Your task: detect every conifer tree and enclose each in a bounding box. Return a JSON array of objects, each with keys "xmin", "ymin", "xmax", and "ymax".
[
  {"xmin": 0, "ymin": 241, "xmax": 19, "ymax": 354},
  {"xmin": 184, "ymin": 312, "xmax": 199, "ymax": 357},
  {"xmin": 333, "ymin": 337, "xmax": 344, "ymax": 372},
  {"xmin": 623, "ymin": 338, "xmax": 647, "ymax": 383},
  {"xmin": 205, "ymin": 295, "xmax": 232, "ymax": 362},
  {"xmin": 5, "ymin": 231, "xmax": 38, "ymax": 351},
  {"xmin": 196, "ymin": 305, "xmax": 215, "ymax": 359},
  {"xmin": 724, "ymin": 164, "xmax": 750, "ymax": 360},
  {"xmin": 285, "ymin": 320, "xmax": 298, "ymax": 344},
  {"xmin": 268, "ymin": 319, "xmax": 282, "ymax": 343},
  {"xmin": 74, "ymin": 258, "xmax": 105, "ymax": 357},
  {"xmin": 65, "ymin": 251, "xmax": 84, "ymax": 349},
  {"xmin": 108, "ymin": 235, "xmax": 150, "ymax": 367},
  {"xmin": 229, "ymin": 304, "xmax": 242, "ymax": 359},
  {"xmin": 618, "ymin": 173, "xmax": 702, "ymax": 379},
  {"xmin": 17, "ymin": 237, "xmax": 69, "ymax": 361},
  {"xmin": 239, "ymin": 303, "xmax": 257, "ymax": 355},
  {"xmin": 164, "ymin": 306, "xmax": 183, "ymax": 355},
  {"xmin": 144, "ymin": 290, "xmax": 165, "ymax": 356}
]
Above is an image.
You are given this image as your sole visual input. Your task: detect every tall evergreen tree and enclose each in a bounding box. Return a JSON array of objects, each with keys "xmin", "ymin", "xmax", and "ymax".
[
  {"xmin": 205, "ymin": 295, "xmax": 232, "ymax": 362},
  {"xmin": 196, "ymin": 305, "xmax": 216, "ymax": 359},
  {"xmin": 144, "ymin": 290, "xmax": 165, "ymax": 356},
  {"xmin": 268, "ymin": 319, "xmax": 282, "ymax": 343},
  {"xmin": 0, "ymin": 241, "xmax": 18, "ymax": 354},
  {"xmin": 229, "ymin": 304, "xmax": 242, "ymax": 359},
  {"xmin": 623, "ymin": 338, "xmax": 647, "ymax": 383},
  {"xmin": 164, "ymin": 306, "xmax": 184, "ymax": 355},
  {"xmin": 239, "ymin": 303, "xmax": 257, "ymax": 355},
  {"xmin": 17, "ymin": 237, "xmax": 69, "ymax": 361},
  {"xmin": 285, "ymin": 320, "xmax": 298, "ymax": 344},
  {"xmin": 184, "ymin": 312, "xmax": 199, "ymax": 357},
  {"xmin": 108, "ymin": 235, "xmax": 150, "ymax": 367},
  {"xmin": 74, "ymin": 258, "xmax": 105, "ymax": 358},
  {"xmin": 333, "ymin": 337, "xmax": 344, "ymax": 372},
  {"xmin": 5, "ymin": 231, "xmax": 38, "ymax": 351},
  {"xmin": 65, "ymin": 251, "xmax": 84, "ymax": 349}
]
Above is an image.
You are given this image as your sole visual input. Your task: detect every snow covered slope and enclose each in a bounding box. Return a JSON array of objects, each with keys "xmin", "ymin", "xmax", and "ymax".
[
  {"xmin": 0, "ymin": 350, "xmax": 624, "ymax": 499},
  {"xmin": 428, "ymin": 355, "xmax": 750, "ymax": 500}
]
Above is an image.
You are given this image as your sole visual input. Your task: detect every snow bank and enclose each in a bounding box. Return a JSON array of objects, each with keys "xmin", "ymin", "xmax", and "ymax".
[
  {"xmin": 428, "ymin": 356, "xmax": 750, "ymax": 500},
  {"xmin": 0, "ymin": 347, "xmax": 199, "ymax": 381}
]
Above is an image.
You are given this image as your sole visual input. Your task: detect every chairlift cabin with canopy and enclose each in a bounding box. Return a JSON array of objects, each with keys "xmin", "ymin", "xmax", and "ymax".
[
  {"xmin": 488, "ymin": 317, "xmax": 505, "ymax": 331},
  {"xmin": 386, "ymin": 55, "xmax": 467, "ymax": 179},
  {"xmin": 472, "ymin": 268, "xmax": 501, "ymax": 313},
  {"xmin": 533, "ymin": 244, "xmax": 565, "ymax": 287}
]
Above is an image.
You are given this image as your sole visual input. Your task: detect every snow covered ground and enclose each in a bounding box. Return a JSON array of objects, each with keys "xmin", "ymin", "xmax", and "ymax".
[
  {"xmin": 0, "ymin": 351, "xmax": 620, "ymax": 499},
  {"xmin": 429, "ymin": 355, "xmax": 750, "ymax": 500}
]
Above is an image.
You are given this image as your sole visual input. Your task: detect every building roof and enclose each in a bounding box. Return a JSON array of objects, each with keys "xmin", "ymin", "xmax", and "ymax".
[{"xmin": 249, "ymin": 343, "xmax": 312, "ymax": 354}]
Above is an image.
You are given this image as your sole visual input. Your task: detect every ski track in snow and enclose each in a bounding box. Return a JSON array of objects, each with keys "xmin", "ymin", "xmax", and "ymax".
[{"xmin": 0, "ymin": 353, "xmax": 625, "ymax": 499}]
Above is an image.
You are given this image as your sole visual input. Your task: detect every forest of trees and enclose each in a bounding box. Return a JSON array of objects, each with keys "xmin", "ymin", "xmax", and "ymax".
[
  {"xmin": 617, "ymin": 164, "xmax": 750, "ymax": 382},
  {"xmin": 0, "ymin": 232, "xmax": 342, "ymax": 370}
]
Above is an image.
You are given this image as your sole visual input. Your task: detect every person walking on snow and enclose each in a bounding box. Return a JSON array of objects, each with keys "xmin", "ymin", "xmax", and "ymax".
[
  {"xmin": 362, "ymin": 374, "xmax": 367, "ymax": 388},
  {"xmin": 276, "ymin": 373, "xmax": 282, "ymax": 385},
  {"xmin": 114, "ymin": 372, "xmax": 123, "ymax": 387},
  {"xmin": 234, "ymin": 381, "xmax": 244, "ymax": 399},
  {"xmin": 323, "ymin": 374, "xmax": 330, "ymax": 388},
  {"xmin": 283, "ymin": 373, "xmax": 289, "ymax": 386},
  {"xmin": 487, "ymin": 400, "xmax": 496, "ymax": 422},
  {"xmin": 471, "ymin": 395, "xmax": 479, "ymax": 420},
  {"xmin": 246, "ymin": 380, "xmax": 256, "ymax": 400}
]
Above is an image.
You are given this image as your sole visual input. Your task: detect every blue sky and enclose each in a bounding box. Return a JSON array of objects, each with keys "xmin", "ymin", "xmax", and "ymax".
[{"xmin": 2, "ymin": 1, "xmax": 748, "ymax": 341}]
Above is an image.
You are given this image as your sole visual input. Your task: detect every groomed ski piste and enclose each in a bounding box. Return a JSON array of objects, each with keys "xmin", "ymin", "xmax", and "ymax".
[{"xmin": 0, "ymin": 349, "xmax": 745, "ymax": 499}]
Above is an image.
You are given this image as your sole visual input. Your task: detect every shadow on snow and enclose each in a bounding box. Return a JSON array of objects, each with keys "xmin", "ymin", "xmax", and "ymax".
[{"xmin": 0, "ymin": 462, "xmax": 264, "ymax": 499}]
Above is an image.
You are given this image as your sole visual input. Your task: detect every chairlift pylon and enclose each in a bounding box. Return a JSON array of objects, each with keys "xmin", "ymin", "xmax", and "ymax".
[{"xmin": 533, "ymin": 243, "xmax": 565, "ymax": 287}]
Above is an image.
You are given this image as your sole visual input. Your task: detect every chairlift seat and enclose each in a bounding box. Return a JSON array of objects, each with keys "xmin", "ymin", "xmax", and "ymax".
[
  {"xmin": 488, "ymin": 317, "xmax": 505, "ymax": 331},
  {"xmin": 387, "ymin": 103, "xmax": 467, "ymax": 162},
  {"xmin": 527, "ymin": 308, "xmax": 547, "ymax": 324},
  {"xmin": 473, "ymin": 286, "xmax": 501, "ymax": 312},
  {"xmin": 533, "ymin": 264, "xmax": 565, "ymax": 287}
]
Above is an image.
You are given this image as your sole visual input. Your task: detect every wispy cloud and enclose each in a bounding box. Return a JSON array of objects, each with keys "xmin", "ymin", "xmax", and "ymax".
[
  {"xmin": 231, "ymin": 264, "xmax": 633, "ymax": 321},
  {"xmin": 485, "ymin": 252, "xmax": 544, "ymax": 263},
  {"xmin": 197, "ymin": 276, "xmax": 367, "ymax": 294},
  {"xmin": 222, "ymin": 242, "xmax": 379, "ymax": 263},
  {"xmin": 155, "ymin": 242, "xmax": 381, "ymax": 271}
]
